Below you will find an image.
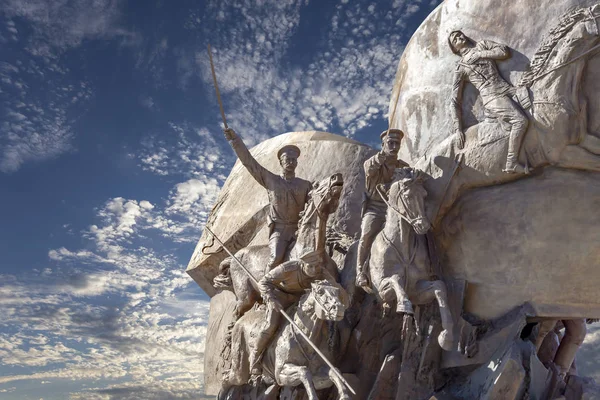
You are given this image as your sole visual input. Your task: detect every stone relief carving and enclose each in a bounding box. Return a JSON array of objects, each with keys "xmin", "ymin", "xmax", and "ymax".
[
  {"xmin": 219, "ymin": 279, "xmax": 350, "ymax": 400},
  {"xmin": 224, "ymin": 128, "xmax": 313, "ymax": 271},
  {"xmin": 355, "ymin": 128, "xmax": 408, "ymax": 290},
  {"xmin": 449, "ymin": 31, "xmax": 530, "ymax": 173},
  {"xmin": 358, "ymin": 167, "xmax": 455, "ymax": 351},
  {"xmin": 535, "ymin": 318, "xmax": 588, "ymax": 379},
  {"xmin": 212, "ymin": 172, "xmax": 344, "ymax": 323},
  {"xmin": 419, "ymin": 4, "xmax": 600, "ymax": 227},
  {"xmin": 192, "ymin": 2, "xmax": 600, "ymax": 399}
]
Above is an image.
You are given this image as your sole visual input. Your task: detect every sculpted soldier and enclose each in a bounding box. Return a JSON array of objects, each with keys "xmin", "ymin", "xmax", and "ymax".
[
  {"xmin": 356, "ymin": 129, "xmax": 408, "ymax": 289},
  {"xmin": 448, "ymin": 30, "xmax": 529, "ymax": 174},
  {"xmin": 224, "ymin": 128, "xmax": 312, "ymax": 271},
  {"xmin": 250, "ymin": 250, "xmax": 348, "ymax": 376}
]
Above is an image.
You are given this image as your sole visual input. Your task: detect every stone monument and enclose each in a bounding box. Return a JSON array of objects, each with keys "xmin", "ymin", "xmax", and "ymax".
[{"xmin": 188, "ymin": 0, "xmax": 600, "ymax": 398}]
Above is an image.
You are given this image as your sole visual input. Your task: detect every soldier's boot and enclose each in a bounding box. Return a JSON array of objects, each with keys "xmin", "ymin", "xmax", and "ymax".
[
  {"xmin": 355, "ymin": 250, "xmax": 371, "ymax": 290},
  {"xmin": 503, "ymin": 124, "xmax": 529, "ymax": 174},
  {"xmin": 503, "ymin": 150, "xmax": 529, "ymax": 174},
  {"xmin": 554, "ymin": 319, "xmax": 586, "ymax": 380}
]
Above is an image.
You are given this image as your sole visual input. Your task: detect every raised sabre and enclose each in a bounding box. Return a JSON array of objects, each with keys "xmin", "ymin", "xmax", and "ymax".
[
  {"xmin": 207, "ymin": 44, "xmax": 228, "ymax": 129},
  {"xmin": 204, "ymin": 226, "xmax": 356, "ymax": 396}
]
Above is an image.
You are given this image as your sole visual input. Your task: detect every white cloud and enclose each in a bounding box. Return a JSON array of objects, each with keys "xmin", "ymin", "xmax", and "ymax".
[
  {"xmin": 190, "ymin": 0, "xmax": 429, "ymax": 142},
  {"xmin": 0, "ymin": 0, "xmax": 131, "ymax": 55},
  {"xmin": 137, "ymin": 122, "xmax": 230, "ymax": 179},
  {"xmin": 0, "ymin": 60, "xmax": 91, "ymax": 172},
  {"xmin": 579, "ymin": 322, "xmax": 600, "ymax": 381},
  {"xmin": 0, "ymin": 0, "xmax": 135, "ymax": 173}
]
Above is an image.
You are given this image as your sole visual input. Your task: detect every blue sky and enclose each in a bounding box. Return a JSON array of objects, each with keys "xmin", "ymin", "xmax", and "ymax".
[
  {"xmin": 0, "ymin": 0, "xmax": 441, "ymax": 398},
  {"xmin": 2, "ymin": 0, "xmax": 598, "ymax": 399}
]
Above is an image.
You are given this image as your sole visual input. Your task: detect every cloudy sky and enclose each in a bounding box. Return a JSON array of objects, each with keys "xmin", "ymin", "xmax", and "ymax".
[
  {"xmin": 1, "ymin": 0, "xmax": 599, "ymax": 399},
  {"xmin": 0, "ymin": 0, "xmax": 444, "ymax": 398}
]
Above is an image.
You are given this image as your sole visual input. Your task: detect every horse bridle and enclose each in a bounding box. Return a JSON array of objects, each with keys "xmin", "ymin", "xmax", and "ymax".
[
  {"xmin": 300, "ymin": 177, "xmax": 342, "ymax": 226},
  {"xmin": 376, "ymin": 183, "xmax": 423, "ymax": 277},
  {"xmin": 376, "ymin": 183, "xmax": 427, "ymax": 228}
]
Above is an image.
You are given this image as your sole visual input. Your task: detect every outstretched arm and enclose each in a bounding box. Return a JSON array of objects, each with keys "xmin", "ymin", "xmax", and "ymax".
[
  {"xmin": 224, "ymin": 128, "xmax": 275, "ymax": 188},
  {"xmin": 478, "ymin": 40, "xmax": 510, "ymax": 60}
]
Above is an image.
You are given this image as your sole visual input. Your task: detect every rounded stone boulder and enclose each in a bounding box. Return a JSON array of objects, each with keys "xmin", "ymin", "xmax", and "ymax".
[
  {"xmin": 389, "ymin": 0, "xmax": 600, "ymax": 320},
  {"xmin": 186, "ymin": 131, "xmax": 374, "ymax": 297},
  {"xmin": 390, "ymin": 0, "xmax": 600, "ymax": 165}
]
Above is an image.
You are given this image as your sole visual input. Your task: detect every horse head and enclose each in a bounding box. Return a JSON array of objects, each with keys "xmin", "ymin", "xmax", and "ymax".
[
  {"xmin": 313, "ymin": 173, "xmax": 344, "ymax": 217},
  {"xmin": 388, "ymin": 168, "xmax": 430, "ymax": 235},
  {"xmin": 304, "ymin": 280, "xmax": 346, "ymax": 322},
  {"xmin": 521, "ymin": 5, "xmax": 600, "ymax": 97},
  {"xmin": 299, "ymin": 173, "xmax": 344, "ymax": 227}
]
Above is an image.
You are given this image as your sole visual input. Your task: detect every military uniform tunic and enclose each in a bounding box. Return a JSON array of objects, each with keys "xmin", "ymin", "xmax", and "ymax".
[{"xmin": 229, "ymin": 136, "xmax": 312, "ymax": 268}]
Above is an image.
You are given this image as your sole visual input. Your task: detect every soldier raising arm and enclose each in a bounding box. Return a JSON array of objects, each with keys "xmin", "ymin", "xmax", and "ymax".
[{"xmin": 223, "ymin": 128, "xmax": 312, "ymax": 271}]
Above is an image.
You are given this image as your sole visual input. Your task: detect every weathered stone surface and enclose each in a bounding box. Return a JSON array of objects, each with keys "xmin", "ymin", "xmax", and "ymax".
[
  {"xmin": 529, "ymin": 350, "xmax": 551, "ymax": 400},
  {"xmin": 186, "ymin": 131, "xmax": 374, "ymax": 296},
  {"xmin": 565, "ymin": 375, "xmax": 600, "ymax": 400},
  {"xmin": 204, "ymin": 291, "xmax": 237, "ymax": 395},
  {"xmin": 452, "ymin": 341, "xmax": 527, "ymax": 400},
  {"xmin": 442, "ymin": 305, "xmax": 529, "ymax": 369},
  {"xmin": 387, "ymin": 0, "xmax": 600, "ymax": 321},
  {"xmin": 439, "ymin": 169, "xmax": 600, "ymax": 320},
  {"xmin": 390, "ymin": 0, "xmax": 600, "ymax": 166}
]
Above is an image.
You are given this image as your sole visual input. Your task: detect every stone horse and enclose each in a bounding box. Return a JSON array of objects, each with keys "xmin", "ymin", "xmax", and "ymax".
[
  {"xmin": 418, "ymin": 4, "xmax": 600, "ymax": 223},
  {"xmin": 219, "ymin": 280, "xmax": 351, "ymax": 400},
  {"xmin": 213, "ymin": 173, "xmax": 344, "ymax": 321},
  {"xmin": 366, "ymin": 168, "xmax": 455, "ymax": 351}
]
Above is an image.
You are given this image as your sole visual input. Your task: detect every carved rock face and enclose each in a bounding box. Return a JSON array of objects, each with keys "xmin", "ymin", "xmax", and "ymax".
[
  {"xmin": 390, "ymin": 0, "xmax": 600, "ymax": 320},
  {"xmin": 391, "ymin": 0, "xmax": 600, "ymax": 166},
  {"xmin": 187, "ymin": 131, "xmax": 375, "ymax": 296}
]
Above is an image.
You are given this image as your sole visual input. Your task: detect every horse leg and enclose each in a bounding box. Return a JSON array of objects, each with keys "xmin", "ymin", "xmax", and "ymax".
[
  {"xmin": 535, "ymin": 319, "xmax": 558, "ymax": 352},
  {"xmin": 377, "ymin": 279, "xmax": 397, "ymax": 315},
  {"xmin": 413, "ymin": 280, "xmax": 455, "ymax": 351},
  {"xmin": 277, "ymin": 364, "xmax": 319, "ymax": 400},
  {"xmin": 554, "ymin": 319, "xmax": 586, "ymax": 378},
  {"xmin": 235, "ymin": 297, "xmax": 255, "ymax": 320},
  {"xmin": 557, "ymin": 144, "xmax": 600, "ymax": 171},
  {"xmin": 387, "ymin": 274, "xmax": 414, "ymax": 315},
  {"xmin": 327, "ymin": 367, "xmax": 351, "ymax": 400}
]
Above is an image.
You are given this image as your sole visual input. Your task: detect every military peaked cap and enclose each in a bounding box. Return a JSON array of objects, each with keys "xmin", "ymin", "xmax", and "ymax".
[{"xmin": 277, "ymin": 144, "xmax": 301, "ymax": 160}]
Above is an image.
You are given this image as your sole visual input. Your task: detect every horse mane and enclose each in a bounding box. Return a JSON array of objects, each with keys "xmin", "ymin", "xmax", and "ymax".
[
  {"xmin": 520, "ymin": 6, "xmax": 594, "ymax": 87},
  {"xmin": 388, "ymin": 168, "xmax": 426, "ymax": 198},
  {"xmin": 298, "ymin": 176, "xmax": 332, "ymax": 227}
]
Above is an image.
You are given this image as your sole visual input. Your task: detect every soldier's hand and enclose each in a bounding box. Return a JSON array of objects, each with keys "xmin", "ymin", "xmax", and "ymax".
[
  {"xmin": 223, "ymin": 128, "xmax": 237, "ymax": 141},
  {"xmin": 454, "ymin": 129, "xmax": 466, "ymax": 150}
]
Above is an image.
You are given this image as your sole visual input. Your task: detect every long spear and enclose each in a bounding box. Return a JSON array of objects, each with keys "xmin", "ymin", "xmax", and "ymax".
[{"xmin": 204, "ymin": 226, "xmax": 356, "ymax": 396}]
